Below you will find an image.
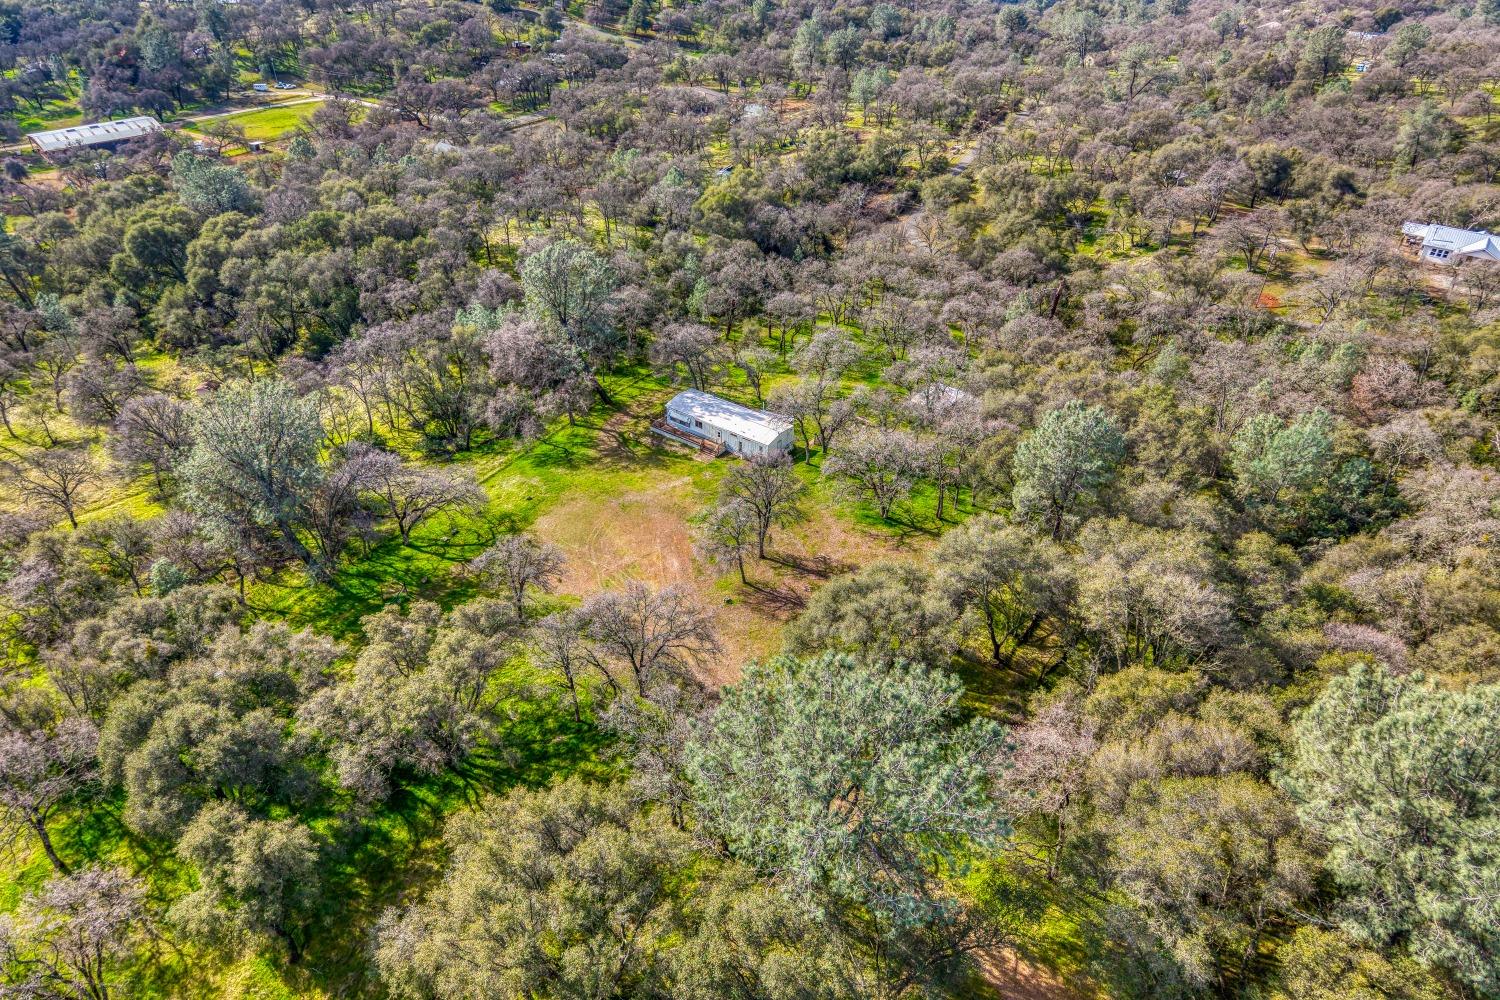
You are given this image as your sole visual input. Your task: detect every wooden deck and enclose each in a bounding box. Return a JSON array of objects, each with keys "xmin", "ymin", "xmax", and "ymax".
[{"xmin": 649, "ymin": 419, "xmax": 727, "ymax": 459}]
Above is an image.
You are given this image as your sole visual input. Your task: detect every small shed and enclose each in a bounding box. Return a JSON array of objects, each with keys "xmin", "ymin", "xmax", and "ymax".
[{"xmin": 656, "ymin": 389, "xmax": 794, "ymax": 459}]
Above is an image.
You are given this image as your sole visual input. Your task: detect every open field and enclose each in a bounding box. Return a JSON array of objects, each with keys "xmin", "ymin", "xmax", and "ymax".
[{"xmin": 182, "ymin": 102, "xmax": 317, "ymax": 143}]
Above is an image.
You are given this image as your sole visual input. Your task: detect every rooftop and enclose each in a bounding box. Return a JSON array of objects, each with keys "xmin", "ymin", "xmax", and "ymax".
[
  {"xmin": 1404, "ymin": 220, "xmax": 1490, "ymax": 248},
  {"xmin": 911, "ymin": 382, "xmax": 975, "ymax": 408},
  {"xmin": 27, "ymin": 116, "xmax": 163, "ymax": 153},
  {"xmin": 1454, "ymin": 233, "xmax": 1500, "ymax": 261},
  {"xmin": 666, "ymin": 389, "xmax": 793, "ymax": 447},
  {"xmin": 1403, "ymin": 221, "xmax": 1500, "ymax": 261}
]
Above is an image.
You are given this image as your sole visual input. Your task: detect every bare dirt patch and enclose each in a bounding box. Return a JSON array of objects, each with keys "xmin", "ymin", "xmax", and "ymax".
[
  {"xmin": 532, "ymin": 476, "xmax": 774, "ymax": 684},
  {"xmin": 975, "ymin": 947, "xmax": 1087, "ymax": 1000},
  {"xmin": 536, "ymin": 478, "xmax": 699, "ymax": 594},
  {"xmin": 532, "ymin": 476, "xmax": 932, "ymax": 686}
]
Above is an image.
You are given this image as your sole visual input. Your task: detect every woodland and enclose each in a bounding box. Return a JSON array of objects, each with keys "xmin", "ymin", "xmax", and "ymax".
[{"xmin": 0, "ymin": 0, "xmax": 1497, "ymax": 998}]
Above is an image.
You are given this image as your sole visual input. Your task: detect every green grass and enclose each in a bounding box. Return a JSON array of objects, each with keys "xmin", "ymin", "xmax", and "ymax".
[
  {"xmin": 248, "ymin": 367, "xmax": 723, "ymax": 637},
  {"xmin": 0, "ymin": 351, "xmax": 998, "ymax": 998},
  {"xmin": 964, "ymin": 851, "xmax": 1110, "ymax": 998},
  {"xmin": 9, "ymin": 81, "xmax": 84, "ymax": 133},
  {"xmin": 15, "ymin": 105, "xmax": 83, "ymax": 132},
  {"xmin": 185, "ymin": 104, "xmax": 316, "ymax": 144}
]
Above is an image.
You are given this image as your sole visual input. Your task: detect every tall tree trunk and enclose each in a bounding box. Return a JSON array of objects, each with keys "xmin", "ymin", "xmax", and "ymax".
[
  {"xmin": 982, "ymin": 605, "xmax": 1004, "ymax": 666},
  {"xmin": 32, "ymin": 817, "xmax": 70, "ymax": 875},
  {"xmin": 565, "ymin": 671, "xmax": 581, "ymax": 722},
  {"xmin": 592, "ymin": 374, "xmax": 615, "ymax": 407},
  {"xmin": 279, "ymin": 522, "xmax": 316, "ymax": 569}
]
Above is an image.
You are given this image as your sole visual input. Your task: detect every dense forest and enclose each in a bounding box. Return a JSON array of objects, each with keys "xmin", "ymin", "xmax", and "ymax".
[{"xmin": 0, "ymin": 0, "xmax": 1497, "ymax": 997}]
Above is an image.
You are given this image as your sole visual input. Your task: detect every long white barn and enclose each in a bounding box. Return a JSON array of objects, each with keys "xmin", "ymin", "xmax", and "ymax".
[
  {"xmin": 658, "ymin": 389, "xmax": 794, "ymax": 459},
  {"xmin": 27, "ymin": 116, "xmax": 163, "ymax": 155}
]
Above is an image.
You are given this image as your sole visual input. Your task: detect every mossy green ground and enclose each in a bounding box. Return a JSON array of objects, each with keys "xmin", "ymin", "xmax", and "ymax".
[{"xmin": 183, "ymin": 103, "xmax": 317, "ymax": 145}]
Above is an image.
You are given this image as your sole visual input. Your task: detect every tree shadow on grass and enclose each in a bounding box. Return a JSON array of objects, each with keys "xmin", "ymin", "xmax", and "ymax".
[
  {"xmin": 298, "ymin": 701, "xmax": 613, "ymax": 993},
  {"xmin": 249, "ymin": 522, "xmax": 498, "ymax": 637},
  {"xmin": 763, "ymin": 550, "xmax": 851, "ymax": 579},
  {"xmin": 837, "ymin": 500, "xmax": 943, "ymax": 547},
  {"xmin": 52, "ymin": 791, "xmax": 193, "ymax": 880},
  {"xmin": 736, "ymin": 578, "xmax": 807, "ymax": 616},
  {"xmin": 949, "ymin": 652, "xmax": 1032, "ymax": 720},
  {"xmin": 600, "ymin": 431, "xmax": 681, "ymax": 470},
  {"xmin": 883, "ymin": 509, "xmax": 942, "ymax": 540},
  {"xmin": 527, "ymin": 436, "xmax": 592, "ymax": 469}
]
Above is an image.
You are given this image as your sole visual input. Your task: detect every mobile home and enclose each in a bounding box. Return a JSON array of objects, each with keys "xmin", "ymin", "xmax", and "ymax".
[{"xmin": 656, "ymin": 389, "xmax": 795, "ymax": 459}]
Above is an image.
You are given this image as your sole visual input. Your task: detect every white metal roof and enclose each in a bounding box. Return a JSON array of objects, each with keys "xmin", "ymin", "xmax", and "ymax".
[
  {"xmin": 27, "ymin": 116, "xmax": 163, "ymax": 153},
  {"xmin": 919, "ymin": 382, "xmax": 974, "ymax": 405},
  {"xmin": 1455, "ymin": 234, "xmax": 1500, "ymax": 261},
  {"xmin": 666, "ymin": 389, "xmax": 792, "ymax": 447},
  {"xmin": 1404, "ymin": 221, "xmax": 1492, "ymax": 250}
]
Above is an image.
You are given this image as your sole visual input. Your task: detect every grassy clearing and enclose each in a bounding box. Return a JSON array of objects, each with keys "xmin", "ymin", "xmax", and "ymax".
[
  {"xmin": 185, "ymin": 103, "xmax": 316, "ymax": 144},
  {"xmin": 8, "ymin": 73, "xmax": 84, "ymax": 132},
  {"xmin": 252, "ymin": 363, "xmax": 933, "ymax": 679},
  {"xmin": 14, "ymin": 104, "xmax": 83, "ymax": 132}
]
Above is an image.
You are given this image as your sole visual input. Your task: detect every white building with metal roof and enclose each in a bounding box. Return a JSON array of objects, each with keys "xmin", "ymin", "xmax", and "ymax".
[
  {"xmin": 1402, "ymin": 221, "xmax": 1500, "ymax": 265},
  {"xmin": 657, "ymin": 389, "xmax": 794, "ymax": 459},
  {"xmin": 27, "ymin": 116, "xmax": 164, "ymax": 156}
]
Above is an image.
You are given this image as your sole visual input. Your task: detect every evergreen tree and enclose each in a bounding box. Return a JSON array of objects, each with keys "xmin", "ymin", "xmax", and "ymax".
[
  {"xmin": 686, "ymin": 653, "xmax": 1007, "ymax": 925},
  {"xmin": 1279, "ymin": 666, "xmax": 1500, "ymax": 997},
  {"xmin": 1011, "ymin": 401, "xmax": 1125, "ymax": 539}
]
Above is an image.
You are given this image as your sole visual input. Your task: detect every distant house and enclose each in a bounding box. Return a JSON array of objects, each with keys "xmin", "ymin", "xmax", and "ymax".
[
  {"xmin": 1402, "ymin": 221, "xmax": 1500, "ymax": 266},
  {"xmin": 910, "ymin": 382, "xmax": 975, "ymax": 410},
  {"xmin": 654, "ymin": 389, "xmax": 794, "ymax": 459},
  {"xmin": 904, "ymin": 381, "xmax": 977, "ymax": 425},
  {"xmin": 27, "ymin": 116, "xmax": 163, "ymax": 157}
]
